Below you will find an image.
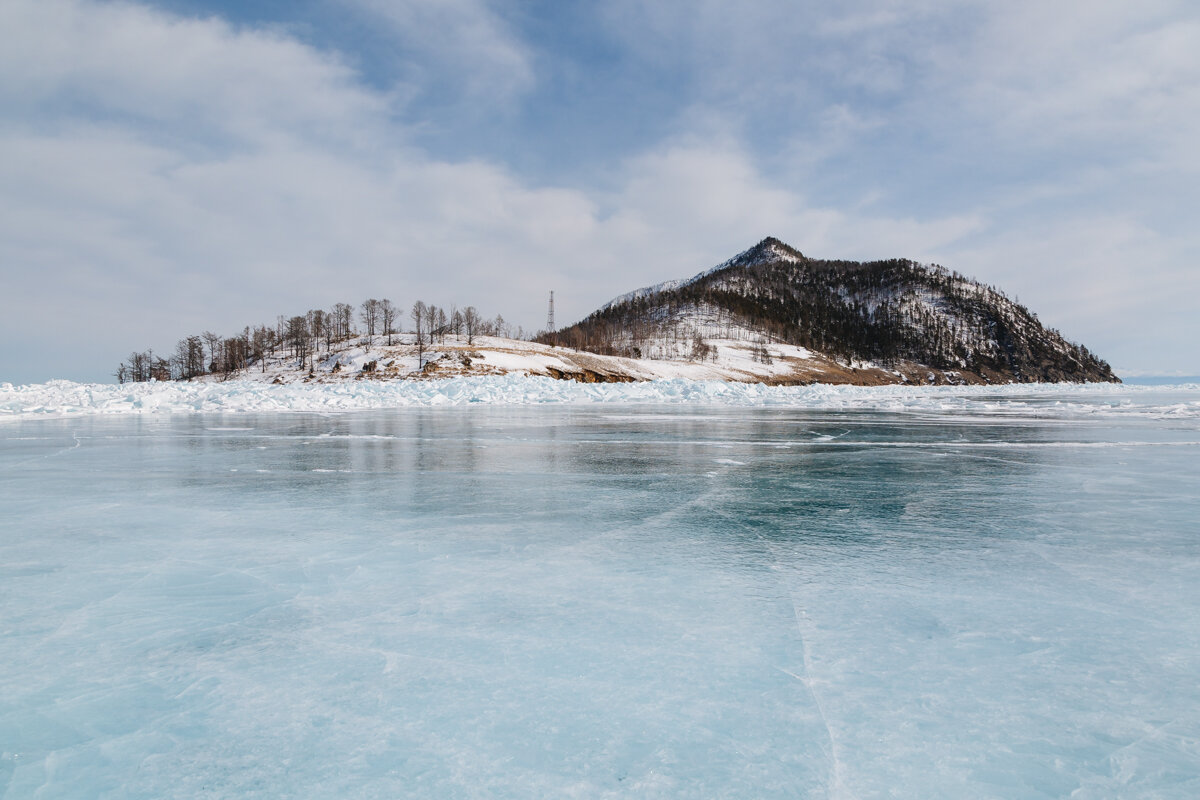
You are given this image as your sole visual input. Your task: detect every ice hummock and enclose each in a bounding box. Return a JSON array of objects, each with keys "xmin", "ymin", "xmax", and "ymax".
[{"xmin": 2, "ymin": 377, "xmax": 1199, "ymax": 420}]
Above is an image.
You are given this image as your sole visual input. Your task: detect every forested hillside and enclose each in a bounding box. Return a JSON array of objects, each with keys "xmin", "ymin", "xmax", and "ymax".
[{"xmin": 547, "ymin": 238, "xmax": 1117, "ymax": 383}]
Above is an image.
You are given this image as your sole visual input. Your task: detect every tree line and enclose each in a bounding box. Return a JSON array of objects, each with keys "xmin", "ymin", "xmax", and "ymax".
[{"xmin": 116, "ymin": 298, "xmax": 514, "ymax": 383}]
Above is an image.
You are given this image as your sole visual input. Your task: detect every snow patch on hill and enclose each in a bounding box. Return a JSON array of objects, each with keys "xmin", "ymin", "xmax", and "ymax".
[{"xmin": 188, "ymin": 333, "xmax": 830, "ymax": 386}]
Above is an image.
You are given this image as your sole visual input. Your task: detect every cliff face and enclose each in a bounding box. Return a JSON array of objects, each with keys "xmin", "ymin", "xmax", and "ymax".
[{"xmin": 552, "ymin": 237, "xmax": 1118, "ymax": 384}]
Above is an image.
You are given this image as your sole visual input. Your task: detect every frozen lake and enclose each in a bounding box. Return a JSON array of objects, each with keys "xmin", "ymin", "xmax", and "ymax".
[{"xmin": 3, "ymin": 383, "xmax": 1199, "ymax": 797}]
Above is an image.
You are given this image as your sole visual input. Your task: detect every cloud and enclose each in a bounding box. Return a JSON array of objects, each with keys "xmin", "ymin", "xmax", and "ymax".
[
  {"xmin": 343, "ymin": 0, "xmax": 534, "ymax": 104},
  {"xmin": 902, "ymin": 2, "xmax": 1200, "ymax": 178},
  {"xmin": 0, "ymin": 0, "xmax": 389, "ymax": 147},
  {"xmin": 599, "ymin": 1, "xmax": 1200, "ymax": 174},
  {"xmin": 605, "ymin": 140, "xmax": 983, "ymax": 274},
  {"xmin": 0, "ymin": 0, "xmax": 1194, "ymax": 382}
]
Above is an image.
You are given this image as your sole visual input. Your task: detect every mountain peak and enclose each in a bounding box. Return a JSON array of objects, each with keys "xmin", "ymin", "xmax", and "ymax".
[
  {"xmin": 753, "ymin": 236, "xmax": 802, "ymax": 258},
  {"xmin": 600, "ymin": 237, "xmax": 806, "ymax": 311},
  {"xmin": 719, "ymin": 237, "xmax": 805, "ymax": 270}
]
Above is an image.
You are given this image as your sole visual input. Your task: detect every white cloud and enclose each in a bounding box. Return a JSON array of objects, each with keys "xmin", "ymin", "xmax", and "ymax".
[
  {"xmin": 601, "ymin": 0, "xmax": 1200, "ymax": 170},
  {"xmin": 0, "ymin": 0, "xmax": 1193, "ymax": 382},
  {"xmin": 344, "ymin": 0, "xmax": 534, "ymax": 103},
  {"xmin": 924, "ymin": 3, "xmax": 1200, "ymax": 165},
  {"xmin": 0, "ymin": 0, "xmax": 389, "ymax": 147},
  {"xmin": 604, "ymin": 140, "xmax": 983, "ymax": 276}
]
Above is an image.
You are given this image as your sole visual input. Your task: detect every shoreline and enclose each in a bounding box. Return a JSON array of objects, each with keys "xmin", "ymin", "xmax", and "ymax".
[{"xmin": 2, "ymin": 376, "xmax": 1195, "ymax": 421}]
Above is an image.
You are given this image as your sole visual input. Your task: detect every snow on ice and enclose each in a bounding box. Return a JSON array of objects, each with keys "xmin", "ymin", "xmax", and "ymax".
[{"xmin": 1, "ymin": 377, "xmax": 1199, "ymax": 420}]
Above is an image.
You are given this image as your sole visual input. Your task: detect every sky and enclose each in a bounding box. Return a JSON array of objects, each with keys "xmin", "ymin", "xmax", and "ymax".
[{"xmin": 1, "ymin": 0, "xmax": 1198, "ymax": 383}]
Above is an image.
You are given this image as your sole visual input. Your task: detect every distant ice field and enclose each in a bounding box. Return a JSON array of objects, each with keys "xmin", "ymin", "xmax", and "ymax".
[{"xmin": 2, "ymin": 387, "xmax": 1199, "ymax": 797}]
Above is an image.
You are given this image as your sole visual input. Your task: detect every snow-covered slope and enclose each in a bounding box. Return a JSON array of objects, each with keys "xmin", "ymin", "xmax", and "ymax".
[{"xmin": 194, "ymin": 333, "xmax": 914, "ymax": 387}]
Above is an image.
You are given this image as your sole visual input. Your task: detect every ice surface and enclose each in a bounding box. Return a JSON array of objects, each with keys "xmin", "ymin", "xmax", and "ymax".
[
  {"xmin": 3, "ymin": 377, "xmax": 1200, "ymax": 420},
  {"xmin": 2, "ymin": 390, "xmax": 1200, "ymax": 797}
]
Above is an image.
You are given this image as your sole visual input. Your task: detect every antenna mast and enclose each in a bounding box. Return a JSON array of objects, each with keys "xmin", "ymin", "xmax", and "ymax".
[{"xmin": 547, "ymin": 290, "xmax": 555, "ymax": 337}]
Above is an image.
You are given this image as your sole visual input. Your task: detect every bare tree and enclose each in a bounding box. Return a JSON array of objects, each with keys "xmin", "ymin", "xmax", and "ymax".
[
  {"xmin": 217, "ymin": 330, "xmax": 251, "ymax": 377},
  {"xmin": 307, "ymin": 309, "xmax": 326, "ymax": 357},
  {"xmin": 202, "ymin": 331, "xmax": 222, "ymax": 374},
  {"xmin": 422, "ymin": 304, "xmax": 439, "ymax": 351},
  {"xmin": 323, "ymin": 310, "xmax": 336, "ymax": 351},
  {"xmin": 435, "ymin": 307, "xmax": 447, "ymax": 343},
  {"xmin": 332, "ymin": 302, "xmax": 354, "ymax": 342},
  {"xmin": 251, "ymin": 325, "xmax": 272, "ymax": 372},
  {"xmin": 286, "ymin": 315, "xmax": 309, "ymax": 366},
  {"xmin": 124, "ymin": 351, "xmax": 149, "ymax": 382},
  {"xmin": 462, "ymin": 306, "xmax": 480, "ymax": 345},
  {"xmin": 423, "ymin": 304, "xmax": 436, "ymax": 340},
  {"xmin": 380, "ymin": 298, "xmax": 397, "ymax": 346},
  {"xmin": 411, "ymin": 300, "xmax": 427, "ymax": 369},
  {"xmin": 149, "ymin": 352, "xmax": 172, "ymax": 382},
  {"xmin": 360, "ymin": 298, "xmax": 379, "ymax": 343},
  {"xmin": 175, "ymin": 335, "xmax": 205, "ymax": 379}
]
